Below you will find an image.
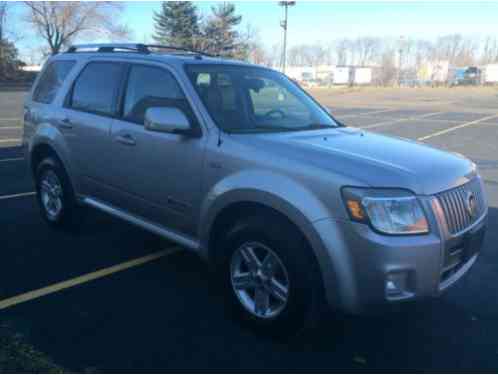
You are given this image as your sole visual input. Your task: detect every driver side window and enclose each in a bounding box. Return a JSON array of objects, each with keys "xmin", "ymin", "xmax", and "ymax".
[
  {"xmin": 247, "ymin": 77, "xmax": 310, "ymax": 122},
  {"xmin": 123, "ymin": 64, "xmax": 194, "ymax": 126}
]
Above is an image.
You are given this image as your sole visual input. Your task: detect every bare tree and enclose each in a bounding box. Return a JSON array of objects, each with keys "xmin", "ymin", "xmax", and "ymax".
[
  {"xmin": 481, "ymin": 36, "xmax": 498, "ymax": 64},
  {"xmin": 0, "ymin": 2, "xmax": 7, "ymax": 41},
  {"xmin": 240, "ymin": 23, "xmax": 272, "ymax": 65},
  {"xmin": 432, "ymin": 34, "xmax": 477, "ymax": 66},
  {"xmin": 354, "ymin": 37, "xmax": 381, "ymax": 66},
  {"xmin": 23, "ymin": 2, "xmax": 130, "ymax": 55},
  {"xmin": 266, "ymin": 42, "xmax": 282, "ymax": 67},
  {"xmin": 286, "ymin": 44, "xmax": 328, "ymax": 66},
  {"xmin": 411, "ymin": 40, "xmax": 434, "ymax": 69},
  {"xmin": 0, "ymin": 2, "xmax": 8, "ymax": 77},
  {"xmin": 335, "ymin": 39, "xmax": 350, "ymax": 66},
  {"xmin": 0, "ymin": 2, "xmax": 23, "ymax": 79},
  {"xmin": 378, "ymin": 48, "xmax": 397, "ymax": 86},
  {"xmin": 0, "ymin": 2, "xmax": 21, "ymax": 41}
]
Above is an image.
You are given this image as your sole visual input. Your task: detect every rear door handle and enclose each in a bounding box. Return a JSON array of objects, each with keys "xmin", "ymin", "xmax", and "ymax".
[
  {"xmin": 115, "ymin": 133, "xmax": 136, "ymax": 146},
  {"xmin": 59, "ymin": 118, "xmax": 73, "ymax": 129}
]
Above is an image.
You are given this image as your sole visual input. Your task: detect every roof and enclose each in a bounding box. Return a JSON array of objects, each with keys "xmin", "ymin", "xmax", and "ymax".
[{"xmin": 55, "ymin": 43, "xmax": 257, "ymax": 69}]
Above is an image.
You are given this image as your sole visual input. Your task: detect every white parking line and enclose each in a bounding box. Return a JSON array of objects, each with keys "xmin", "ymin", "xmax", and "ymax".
[
  {"xmin": 0, "ymin": 126, "xmax": 22, "ymax": 130},
  {"xmin": 418, "ymin": 114, "xmax": 498, "ymax": 141},
  {"xmin": 0, "ymin": 192, "xmax": 36, "ymax": 200},
  {"xmin": 0, "ymin": 157, "xmax": 24, "ymax": 163},
  {"xmin": 0, "ymin": 118, "xmax": 19, "ymax": 121},
  {"xmin": 361, "ymin": 118, "xmax": 404, "ymax": 129},
  {"xmin": 415, "ymin": 111, "xmax": 446, "ymax": 119},
  {"xmin": 0, "ymin": 138, "xmax": 21, "ymax": 143},
  {"xmin": 337, "ymin": 108, "xmax": 399, "ymax": 119},
  {"xmin": 0, "ymin": 247, "xmax": 181, "ymax": 311},
  {"xmin": 361, "ymin": 111, "xmax": 445, "ymax": 129}
]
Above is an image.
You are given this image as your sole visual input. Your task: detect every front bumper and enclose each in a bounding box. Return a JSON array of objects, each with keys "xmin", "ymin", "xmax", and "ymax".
[{"xmin": 313, "ymin": 198, "xmax": 487, "ymax": 314}]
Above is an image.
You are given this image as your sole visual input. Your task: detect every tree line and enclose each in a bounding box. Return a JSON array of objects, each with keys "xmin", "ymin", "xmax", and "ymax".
[
  {"xmin": 276, "ymin": 35, "xmax": 498, "ymax": 74},
  {"xmin": 284, "ymin": 35, "xmax": 498, "ymax": 68}
]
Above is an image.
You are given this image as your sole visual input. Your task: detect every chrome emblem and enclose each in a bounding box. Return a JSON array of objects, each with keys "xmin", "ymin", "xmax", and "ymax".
[{"xmin": 466, "ymin": 192, "xmax": 477, "ymax": 218}]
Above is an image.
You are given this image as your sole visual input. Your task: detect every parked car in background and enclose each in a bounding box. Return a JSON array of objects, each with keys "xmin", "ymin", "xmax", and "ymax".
[{"xmin": 450, "ymin": 67, "xmax": 481, "ymax": 86}]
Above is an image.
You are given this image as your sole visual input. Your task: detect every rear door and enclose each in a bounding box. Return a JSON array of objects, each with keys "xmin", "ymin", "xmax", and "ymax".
[
  {"xmin": 106, "ymin": 63, "xmax": 206, "ymax": 235},
  {"xmin": 61, "ymin": 61, "xmax": 125, "ymax": 199}
]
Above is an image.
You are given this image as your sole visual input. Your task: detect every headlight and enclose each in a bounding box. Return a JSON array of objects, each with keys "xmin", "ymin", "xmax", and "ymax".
[{"xmin": 342, "ymin": 187, "xmax": 429, "ymax": 235}]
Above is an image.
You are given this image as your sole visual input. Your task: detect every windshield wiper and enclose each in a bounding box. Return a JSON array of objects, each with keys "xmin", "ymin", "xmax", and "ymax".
[
  {"xmin": 227, "ymin": 126, "xmax": 296, "ymax": 133},
  {"xmin": 290, "ymin": 123, "xmax": 334, "ymax": 131},
  {"xmin": 309, "ymin": 123, "xmax": 333, "ymax": 129}
]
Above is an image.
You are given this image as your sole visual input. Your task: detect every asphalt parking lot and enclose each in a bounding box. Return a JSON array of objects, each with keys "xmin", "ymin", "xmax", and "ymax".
[{"xmin": 1, "ymin": 88, "xmax": 498, "ymax": 371}]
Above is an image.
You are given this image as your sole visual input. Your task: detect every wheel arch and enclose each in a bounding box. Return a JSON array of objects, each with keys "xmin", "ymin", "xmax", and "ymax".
[
  {"xmin": 29, "ymin": 125, "xmax": 78, "ymax": 194},
  {"xmin": 200, "ymin": 187, "xmax": 342, "ymax": 301},
  {"xmin": 30, "ymin": 143, "xmax": 60, "ymax": 177}
]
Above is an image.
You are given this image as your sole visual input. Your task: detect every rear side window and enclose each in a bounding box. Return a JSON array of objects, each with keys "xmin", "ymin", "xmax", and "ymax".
[
  {"xmin": 70, "ymin": 62, "xmax": 123, "ymax": 116},
  {"xmin": 33, "ymin": 60, "xmax": 75, "ymax": 104},
  {"xmin": 123, "ymin": 64, "xmax": 196, "ymax": 126}
]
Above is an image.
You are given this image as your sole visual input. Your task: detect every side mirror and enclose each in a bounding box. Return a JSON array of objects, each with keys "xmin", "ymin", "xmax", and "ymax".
[{"xmin": 145, "ymin": 107, "xmax": 198, "ymax": 136}]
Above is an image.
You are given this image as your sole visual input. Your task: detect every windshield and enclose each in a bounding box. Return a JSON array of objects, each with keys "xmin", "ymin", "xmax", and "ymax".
[{"xmin": 185, "ymin": 64, "xmax": 337, "ymax": 133}]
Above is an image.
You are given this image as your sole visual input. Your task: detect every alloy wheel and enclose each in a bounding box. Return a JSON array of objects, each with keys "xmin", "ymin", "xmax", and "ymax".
[
  {"xmin": 40, "ymin": 170, "xmax": 63, "ymax": 221},
  {"xmin": 230, "ymin": 241, "xmax": 290, "ymax": 319}
]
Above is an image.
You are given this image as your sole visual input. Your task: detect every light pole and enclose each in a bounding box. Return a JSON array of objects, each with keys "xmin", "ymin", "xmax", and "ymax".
[
  {"xmin": 278, "ymin": 1, "xmax": 295, "ymax": 74},
  {"xmin": 398, "ymin": 35, "xmax": 405, "ymax": 86}
]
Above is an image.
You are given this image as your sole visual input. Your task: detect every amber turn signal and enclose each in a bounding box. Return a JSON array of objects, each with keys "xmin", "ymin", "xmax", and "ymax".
[{"xmin": 346, "ymin": 199, "xmax": 365, "ymax": 221}]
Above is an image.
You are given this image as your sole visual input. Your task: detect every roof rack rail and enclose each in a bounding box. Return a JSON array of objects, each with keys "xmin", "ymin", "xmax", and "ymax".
[
  {"xmin": 144, "ymin": 44, "xmax": 215, "ymax": 58},
  {"xmin": 66, "ymin": 43, "xmax": 150, "ymax": 54},
  {"xmin": 65, "ymin": 43, "xmax": 215, "ymax": 58}
]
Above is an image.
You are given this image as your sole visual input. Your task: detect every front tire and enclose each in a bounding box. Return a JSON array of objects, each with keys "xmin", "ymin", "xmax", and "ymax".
[
  {"xmin": 35, "ymin": 157, "xmax": 83, "ymax": 231},
  {"xmin": 219, "ymin": 214, "xmax": 324, "ymax": 338}
]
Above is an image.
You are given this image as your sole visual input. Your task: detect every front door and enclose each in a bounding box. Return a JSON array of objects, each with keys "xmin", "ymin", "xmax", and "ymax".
[{"xmin": 106, "ymin": 63, "xmax": 206, "ymax": 236}]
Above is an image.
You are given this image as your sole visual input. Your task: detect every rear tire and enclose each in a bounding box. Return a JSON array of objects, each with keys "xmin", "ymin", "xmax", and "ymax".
[
  {"xmin": 35, "ymin": 157, "xmax": 83, "ymax": 232},
  {"xmin": 218, "ymin": 213, "xmax": 324, "ymax": 339}
]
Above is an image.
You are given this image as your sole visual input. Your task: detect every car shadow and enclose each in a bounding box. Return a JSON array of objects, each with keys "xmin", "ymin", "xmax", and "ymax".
[
  {"xmin": 292, "ymin": 206, "xmax": 498, "ymax": 371},
  {"xmin": 0, "ymin": 145, "xmax": 24, "ymax": 159}
]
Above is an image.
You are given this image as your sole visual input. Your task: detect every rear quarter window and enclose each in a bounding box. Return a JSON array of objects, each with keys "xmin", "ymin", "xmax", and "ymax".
[{"xmin": 33, "ymin": 60, "xmax": 76, "ymax": 104}]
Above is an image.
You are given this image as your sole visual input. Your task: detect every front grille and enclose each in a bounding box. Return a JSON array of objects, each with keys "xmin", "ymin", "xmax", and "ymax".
[{"xmin": 436, "ymin": 178, "xmax": 485, "ymax": 235}]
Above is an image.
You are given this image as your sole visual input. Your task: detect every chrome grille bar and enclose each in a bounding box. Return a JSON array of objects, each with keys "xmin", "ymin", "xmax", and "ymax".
[{"xmin": 436, "ymin": 178, "xmax": 485, "ymax": 235}]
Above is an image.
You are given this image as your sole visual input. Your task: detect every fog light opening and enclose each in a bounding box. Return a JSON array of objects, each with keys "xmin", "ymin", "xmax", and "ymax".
[{"xmin": 385, "ymin": 272, "xmax": 413, "ymax": 300}]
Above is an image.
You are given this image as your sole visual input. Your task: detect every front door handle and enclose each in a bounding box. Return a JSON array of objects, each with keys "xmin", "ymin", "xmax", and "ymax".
[
  {"xmin": 59, "ymin": 118, "xmax": 73, "ymax": 129},
  {"xmin": 115, "ymin": 133, "xmax": 136, "ymax": 146}
]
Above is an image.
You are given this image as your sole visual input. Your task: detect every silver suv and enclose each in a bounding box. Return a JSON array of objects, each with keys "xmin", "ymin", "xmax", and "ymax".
[{"xmin": 23, "ymin": 44, "xmax": 488, "ymax": 336}]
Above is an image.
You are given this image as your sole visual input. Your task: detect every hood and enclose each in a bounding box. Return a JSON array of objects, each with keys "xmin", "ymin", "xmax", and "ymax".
[{"xmin": 231, "ymin": 127, "xmax": 476, "ymax": 195}]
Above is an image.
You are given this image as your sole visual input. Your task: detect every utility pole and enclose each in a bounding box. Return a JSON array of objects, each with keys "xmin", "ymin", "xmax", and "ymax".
[
  {"xmin": 278, "ymin": 1, "xmax": 295, "ymax": 74},
  {"xmin": 398, "ymin": 35, "xmax": 405, "ymax": 86}
]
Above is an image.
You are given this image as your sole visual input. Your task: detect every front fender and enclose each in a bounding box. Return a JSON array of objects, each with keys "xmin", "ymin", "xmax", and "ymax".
[
  {"xmin": 199, "ymin": 170, "xmax": 331, "ymax": 249},
  {"xmin": 198, "ymin": 169, "xmax": 342, "ymax": 307}
]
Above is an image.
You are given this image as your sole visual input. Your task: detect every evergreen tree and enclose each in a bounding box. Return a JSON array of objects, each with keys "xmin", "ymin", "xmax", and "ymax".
[
  {"xmin": 203, "ymin": 2, "xmax": 246, "ymax": 58},
  {"xmin": 0, "ymin": 39, "xmax": 22, "ymax": 80},
  {"xmin": 152, "ymin": 2, "xmax": 200, "ymax": 49}
]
